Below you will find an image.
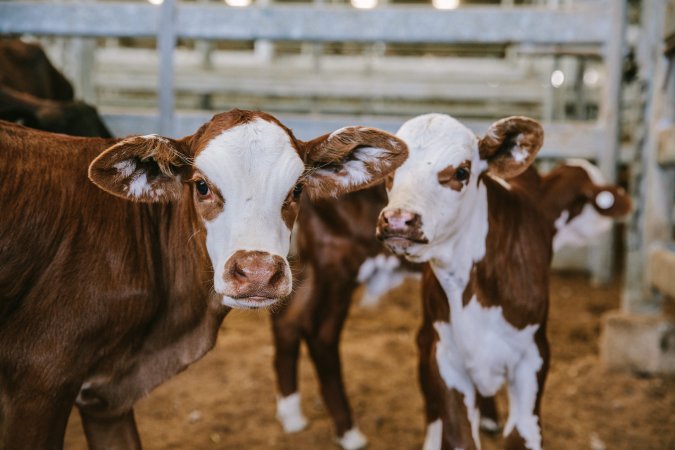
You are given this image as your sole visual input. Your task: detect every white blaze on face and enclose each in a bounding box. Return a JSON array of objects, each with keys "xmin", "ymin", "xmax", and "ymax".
[
  {"xmin": 386, "ymin": 114, "xmax": 488, "ymax": 263},
  {"xmin": 552, "ymin": 159, "xmax": 612, "ymax": 252},
  {"xmin": 194, "ymin": 118, "xmax": 304, "ymax": 295}
]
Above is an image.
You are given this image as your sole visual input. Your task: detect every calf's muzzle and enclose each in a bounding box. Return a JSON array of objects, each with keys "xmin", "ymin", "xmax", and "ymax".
[
  {"xmin": 376, "ymin": 208, "xmax": 427, "ymax": 254},
  {"xmin": 221, "ymin": 250, "xmax": 292, "ymax": 301}
]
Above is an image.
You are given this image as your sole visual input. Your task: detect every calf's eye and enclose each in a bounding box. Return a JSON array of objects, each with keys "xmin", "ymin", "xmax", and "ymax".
[
  {"xmin": 196, "ymin": 180, "xmax": 210, "ymax": 196},
  {"xmin": 292, "ymin": 183, "xmax": 304, "ymax": 200},
  {"xmin": 455, "ymin": 168, "xmax": 469, "ymax": 181}
]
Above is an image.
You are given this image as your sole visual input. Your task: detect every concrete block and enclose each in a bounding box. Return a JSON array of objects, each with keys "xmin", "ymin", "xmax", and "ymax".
[{"xmin": 600, "ymin": 310, "xmax": 675, "ymax": 374}]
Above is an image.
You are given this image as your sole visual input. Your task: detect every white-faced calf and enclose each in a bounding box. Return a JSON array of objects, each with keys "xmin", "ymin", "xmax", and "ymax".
[
  {"xmin": 0, "ymin": 110, "xmax": 407, "ymax": 450},
  {"xmin": 271, "ymin": 127, "xmax": 630, "ymax": 449},
  {"xmin": 377, "ymin": 113, "xmax": 550, "ymax": 450}
]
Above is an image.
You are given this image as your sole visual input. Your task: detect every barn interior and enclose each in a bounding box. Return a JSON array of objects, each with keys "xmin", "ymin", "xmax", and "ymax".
[{"xmin": 1, "ymin": 0, "xmax": 674, "ymax": 449}]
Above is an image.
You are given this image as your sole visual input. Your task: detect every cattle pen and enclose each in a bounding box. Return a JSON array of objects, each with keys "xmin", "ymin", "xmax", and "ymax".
[{"xmin": 0, "ymin": 0, "xmax": 674, "ymax": 449}]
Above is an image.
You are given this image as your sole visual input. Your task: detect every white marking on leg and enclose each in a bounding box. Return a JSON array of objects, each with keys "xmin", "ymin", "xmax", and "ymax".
[
  {"xmin": 276, "ymin": 392, "xmax": 308, "ymax": 433},
  {"xmin": 422, "ymin": 419, "xmax": 442, "ymax": 450},
  {"xmin": 336, "ymin": 426, "xmax": 368, "ymax": 450},
  {"xmin": 434, "ymin": 322, "xmax": 481, "ymax": 450},
  {"xmin": 479, "ymin": 417, "xmax": 500, "ymax": 434},
  {"xmin": 503, "ymin": 341, "xmax": 543, "ymax": 450}
]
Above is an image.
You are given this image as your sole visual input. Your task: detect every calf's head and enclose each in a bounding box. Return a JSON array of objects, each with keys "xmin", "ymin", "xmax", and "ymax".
[
  {"xmin": 542, "ymin": 159, "xmax": 631, "ymax": 251},
  {"xmin": 377, "ymin": 113, "xmax": 543, "ymax": 262},
  {"xmin": 89, "ymin": 109, "xmax": 407, "ymax": 308}
]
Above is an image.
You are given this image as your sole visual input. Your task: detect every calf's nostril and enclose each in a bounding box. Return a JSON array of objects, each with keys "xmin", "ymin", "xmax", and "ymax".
[{"xmin": 233, "ymin": 262, "xmax": 247, "ymax": 280}]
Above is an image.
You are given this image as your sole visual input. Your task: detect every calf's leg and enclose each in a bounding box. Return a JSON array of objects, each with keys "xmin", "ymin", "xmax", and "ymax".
[
  {"xmin": 477, "ymin": 393, "xmax": 501, "ymax": 434},
  {"xmin": 1, "ymin": 384, "xmax": 78, "ymax": 450},
  {"xmin": 503, "ymin": 330, "xmax": 549, "ymax": 450},
  {"xmin": 80, "ymin": 408, "xmax": 142, "ymax": 450},
  {"xmin": 303, "ymin": 280, "xmax": 366, "ymax": 450},
  {"xmin": 271, "ymin": 307, "xmax": 307, "ymax": 433},
  {"xmin": 419, "ymin": 332, "xmax": 479, "ymax": 450}
]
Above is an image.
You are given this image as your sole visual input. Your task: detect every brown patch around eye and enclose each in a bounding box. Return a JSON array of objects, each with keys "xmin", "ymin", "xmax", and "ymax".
[
  {"xmin": 281, "ymin": 188, "xmax": 301, "ymax": 229},
  {"xmin": 191, "ymin": 174, "xmax": 225, "ymax": 222},
  {"xmin": 437, "ymin": 160, "xmax": 472, "ymax": 192}
]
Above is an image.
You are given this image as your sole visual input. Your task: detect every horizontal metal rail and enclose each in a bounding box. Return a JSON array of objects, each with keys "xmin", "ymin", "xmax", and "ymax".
[
  {"xmin": 1, "ymin": 2, "xmax": 609, "ymax": 45},
  {"xmin": 101, "ymin": 111, "xmax": 605, "ymax": 160}
]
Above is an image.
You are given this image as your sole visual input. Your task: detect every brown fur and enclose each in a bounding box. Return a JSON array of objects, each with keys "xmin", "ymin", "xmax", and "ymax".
[
  {"xmin": 0, "ymin": 38, "xmax": 74, "ymax": 101},
  {"xmin": 0, "ymin": 39, "xmax": 111, "ymax": 138},
  {"xmin": 438, "ymin": 160, "xmax": 472, "ymax": 192},
  {"xmin": 479, "ymin": 116, "xmax": 544, "ymax": 179},
  {"xmin": 0, "ymin": 108, "xmax": 408, "ymax": 449},
  {"xmin": 301, "ymin": 127, "xmax": 408, "ymax": 199},
  {"xmin": 418, "ymin": 173, "xmax": 551, "ymax": 449},
  {"xmin": 271, "ymin": 184, "xmax": 397, "ymax": 437},
  {"xmin": 0, "ymin": 85, "xmax": 112, "ymax": 138},
  {"xmin": 271, "ymin": 157, "xmax": 629, "ymax": 448},
  {"xmin": 190, "ymin": 170, "xmax": 226, "ymax": 222}
]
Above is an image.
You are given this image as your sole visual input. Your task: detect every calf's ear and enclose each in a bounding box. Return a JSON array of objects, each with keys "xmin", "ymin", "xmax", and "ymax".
[
  {"xmin": 89, "ymin": 134, "xmax": 191, "ymax": 202},
  {"xmin": 479, "ymin": 116, "xmax": 544, "ymax": 179},
  {"xmin": 300, "ymin": 126, "xmax": 408, "ymax": 199}
]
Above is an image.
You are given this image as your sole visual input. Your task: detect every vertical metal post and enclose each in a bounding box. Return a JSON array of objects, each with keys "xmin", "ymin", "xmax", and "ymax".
[
  {"xmin": 622, "ymin": 0, "xmax": 671, "ymax": 313},
  {"xmin": 589, "ymin": 0, "xmax": 627, "ymax": 285},
  {"xmin": 158, "ymin": 0, "xmax": 177, "ymax": 136}
]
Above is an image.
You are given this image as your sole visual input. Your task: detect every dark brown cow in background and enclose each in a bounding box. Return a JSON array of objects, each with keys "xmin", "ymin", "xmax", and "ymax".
[
  {"xmin": 271, "ymin": 151, "xmax": 629, "ymax": 449},
  {"xmin": 0, "ymin": 38, "xmax": 112, "ymax": 137},
  {"xmin": 0, "ymin": 38, "xmax": 74, "ymax": 101},
  {"xmin": 0, "ymin": 110, "xmax": 407, "ymax": 450},
  {"xmin": 0, "ymin": 85, "xmax": 112, "ymax": 138}
]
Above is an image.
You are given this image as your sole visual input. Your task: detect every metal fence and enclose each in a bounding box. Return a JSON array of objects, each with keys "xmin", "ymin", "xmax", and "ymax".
[{"xmin": 0, "ymin": 0, "xmax": 626, "ymax": 281}]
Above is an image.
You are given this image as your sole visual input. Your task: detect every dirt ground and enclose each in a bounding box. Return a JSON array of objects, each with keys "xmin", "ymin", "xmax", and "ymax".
[{"xmin": 64, "ymin": 272, "xmax": 675, "ymax": 450}]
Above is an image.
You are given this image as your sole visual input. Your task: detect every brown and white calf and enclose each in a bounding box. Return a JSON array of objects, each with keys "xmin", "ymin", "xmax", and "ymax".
[
  {"xmin": 271, "ymin": 183, "xmax": 417, "ymax": 449},
  {"xmin": 270, "ymin": 149, "xmax": 630, "ymax": 449},
  {"xmin": 375, "ymin": 113, "xmax": 558, "ymax": 450},
  {"xmin": 0, "ymin": 110, "xmax": 407, "ymax": 450}
]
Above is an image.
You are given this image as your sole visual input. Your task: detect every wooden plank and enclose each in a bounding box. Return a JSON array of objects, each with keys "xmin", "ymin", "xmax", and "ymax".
[
  {"xmin": 649, "ymin": 248, "xmax": 675, "ymax": 299},
  {"xmin": 658, "ymin": 125, "xmax": 675, "ymax": 166}
]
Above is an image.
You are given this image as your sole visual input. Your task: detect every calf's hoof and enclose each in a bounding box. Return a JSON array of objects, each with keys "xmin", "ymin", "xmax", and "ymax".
[
  {"xmin": 276, "ymin": 393, "xmax": 308, "ymax": 433},
  {"xmin": 336, "ymin": 427, "xmax": 368, "ymax": 450},
  {"xmin": 480, "ymin": 417, "xmax": 501, "ymax": 435}
]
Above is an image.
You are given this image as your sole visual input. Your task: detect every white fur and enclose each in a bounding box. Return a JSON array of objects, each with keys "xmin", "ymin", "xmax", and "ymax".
[
  {"xmin": 276, "ymin": 393, "xmax": 308, "ymax": 433},
  {"xmin": 386, "ymin": 113, "xmax": 544, "ymax": 450},
  {"xmin": 385, "ymin": 113, "xmax": 489, "ymax": 263},
  {"xmin": 114, "ymin": 160, "xmax": 136, "ymax": 178},
  {"xmin": 357, "ymin": 254, "xmax": 407, "ymax": 307},
  {"xmin": 194, "ymin": 118, "xmax": 304, "ymax": 300},
  {"xmin": 127, "ymin": 172, "xmax": 151, "ymax": 198},
  {"xmin": 423, "ymin": 419, "xmax": 442, "ymax": 450},
  {"xmin": 314, "ymin": 144, "xmax": 387, "ymax": 192},
  {"xmin": 512, "ymin": 145, "xmax": 529, "ymax": 163},
  {"xmin": 336, "ymin": 427, "xmax": 368, "ymax": 450}
]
